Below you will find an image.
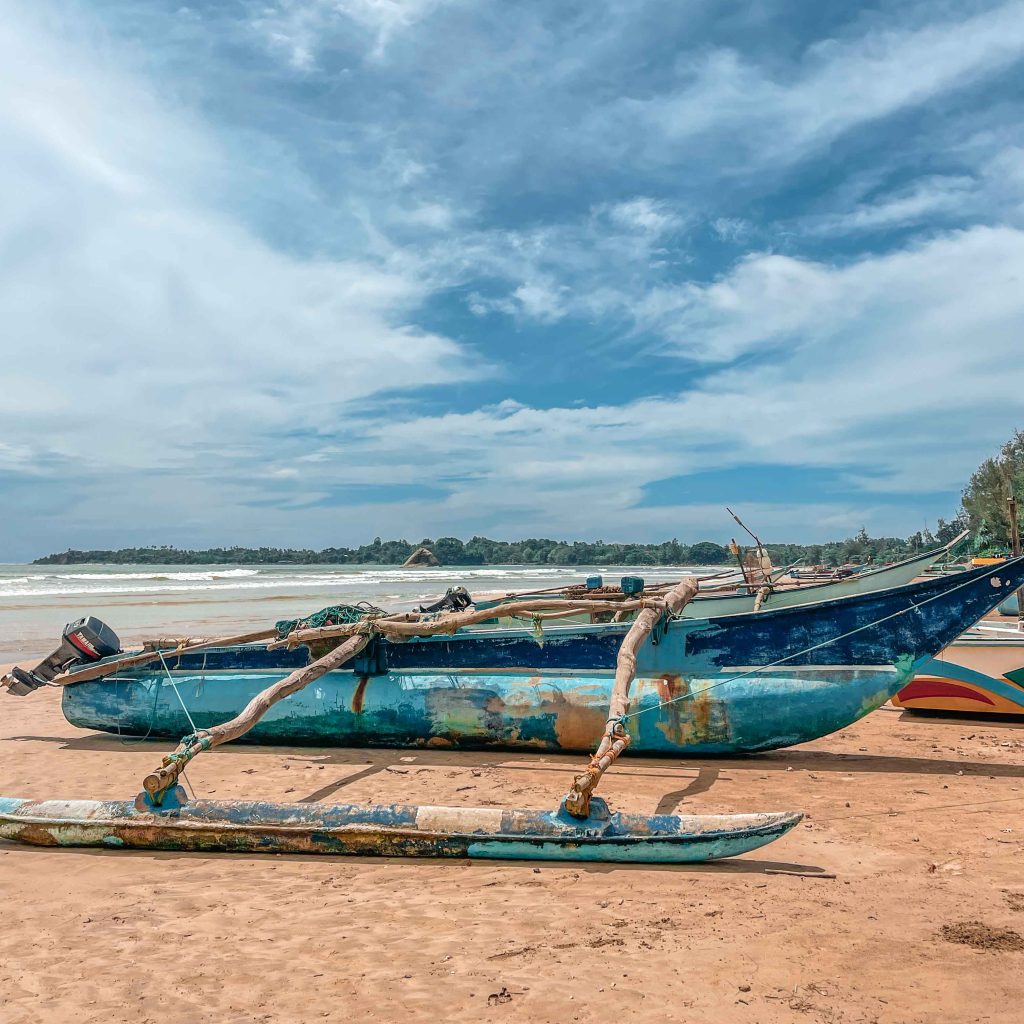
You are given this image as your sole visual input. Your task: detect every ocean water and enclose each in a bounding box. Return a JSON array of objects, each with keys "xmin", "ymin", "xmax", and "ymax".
[{"xmin": 0, "ymin": 562, "xmax": 721, "ymax": 661}]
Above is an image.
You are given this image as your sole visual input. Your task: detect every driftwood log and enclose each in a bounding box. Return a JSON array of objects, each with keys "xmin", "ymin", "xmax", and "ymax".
[
  {"xmin": 562, "ymin": 577, "xmax": 699, "ymax": 819},
  {"xmin": 142, "ymin": 632, "xmax": 371, "ymax": 802}
]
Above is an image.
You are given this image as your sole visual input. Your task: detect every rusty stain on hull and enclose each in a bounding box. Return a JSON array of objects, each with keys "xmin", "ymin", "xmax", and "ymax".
[
  {"xmin": 351, "ymin": 676, "xmax": 369, "ymax": 715},
  {"xmin": 646, "ymin": 674, "xmax": 731, "ymax": 747}
]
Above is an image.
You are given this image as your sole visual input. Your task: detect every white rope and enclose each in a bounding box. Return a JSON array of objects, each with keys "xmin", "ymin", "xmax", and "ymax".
[
  {"xmin": 157, "ymin": 650, "xmax": 199, "ymax": 734},
  {"xmin": 622, "ymin": 561, "xmax": 1018, "ymax": 721},
  {"xmin": 157, "ymin": 650, "xmax": 198, "ymax": 797}
]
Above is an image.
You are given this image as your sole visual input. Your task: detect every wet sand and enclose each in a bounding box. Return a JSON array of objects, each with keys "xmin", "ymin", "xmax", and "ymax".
[{"xmin": 2, "ymin": 666, "xmax": 1024, "ymax": 1023}]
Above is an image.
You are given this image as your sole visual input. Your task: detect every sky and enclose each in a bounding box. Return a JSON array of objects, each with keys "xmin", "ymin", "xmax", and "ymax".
[{"xmin": 3, "ymin": 0, "xmax": 1024, "ymax": 560}]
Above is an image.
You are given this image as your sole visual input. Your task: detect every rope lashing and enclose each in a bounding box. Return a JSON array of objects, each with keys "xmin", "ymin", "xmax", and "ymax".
[{"xmin": 531, "ymin": 614, "xmax": 546, "ymax": 646}]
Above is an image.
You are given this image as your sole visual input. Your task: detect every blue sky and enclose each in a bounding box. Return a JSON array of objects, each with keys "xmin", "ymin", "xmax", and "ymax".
[{"xmin": 3, "ymin": 0, "xmax": 1024, "ymax": 560}]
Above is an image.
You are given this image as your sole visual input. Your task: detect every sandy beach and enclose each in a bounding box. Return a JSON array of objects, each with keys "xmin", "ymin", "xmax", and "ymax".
[{"xmin": 2, "ymin": 662, "xmax": 1023, "ymax": 1024}]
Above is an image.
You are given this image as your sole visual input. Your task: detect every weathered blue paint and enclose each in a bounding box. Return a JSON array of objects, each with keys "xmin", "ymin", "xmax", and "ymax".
[
  {"xmin": 0, "ymin": 794, "xmax": 802, "ymax": 862},
  {"xmin": 64, "ymin": 666, "xmax": 905, "ymax": 754},
  {"xmin": 59, "ymin": 559, "xmax": 1024, "ymax": 754}
]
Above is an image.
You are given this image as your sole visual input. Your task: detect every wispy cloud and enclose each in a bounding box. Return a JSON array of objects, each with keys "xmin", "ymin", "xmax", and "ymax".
[
  {"xmin": 252, "ymin": 0, "xmax": 461, "ymax": 67},
  {"xmin": 599, "ymin": 2, "xmax": 1024, "ymax": 170}
]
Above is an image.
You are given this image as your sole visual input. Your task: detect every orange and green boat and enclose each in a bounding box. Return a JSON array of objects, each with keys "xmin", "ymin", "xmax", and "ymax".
[{"xmin": 894, "ymin": 617, "xmax": 1024, "ymax": 715}]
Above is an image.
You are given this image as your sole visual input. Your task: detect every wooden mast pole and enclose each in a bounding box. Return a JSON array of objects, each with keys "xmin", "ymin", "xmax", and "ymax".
[{"xmin": 1009, "ymin": 495, "xmax": 1023, "ymax": 626}]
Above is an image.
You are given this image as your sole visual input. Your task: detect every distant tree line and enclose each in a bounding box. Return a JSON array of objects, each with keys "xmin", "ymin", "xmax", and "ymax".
[{"xmin": 33, "ymin": 529, "xmax": 961, "ymax": 568}]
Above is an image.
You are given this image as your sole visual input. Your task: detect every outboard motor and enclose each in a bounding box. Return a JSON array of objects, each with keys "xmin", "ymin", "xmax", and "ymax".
[
  {"xmin": 417, "ymin": 587, "xmax": 474, "ymax": 614},
  {"xmin": 6, "ymin": 616, "xmax": 120, "ymax": 696}
]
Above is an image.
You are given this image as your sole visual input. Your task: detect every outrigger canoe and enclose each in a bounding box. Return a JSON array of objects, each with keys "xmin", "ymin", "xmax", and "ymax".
[
  {"xmin": 0, "ymin": 793, "xmax": 802, "ymax": 862},
  {"xmin": 1, "ymin": 582, "xmax": 805, "ymax": 864},
  {"xmin": 672, "ymin": 536, "xmax": 963, "ymax": 617},
  {"xmin": 481, "ymin": 535, "xmax": 967, "ymax": 623},
  {"xmin": 50, "ymin": 558, "xmax": 1024, "ymax": 755}
]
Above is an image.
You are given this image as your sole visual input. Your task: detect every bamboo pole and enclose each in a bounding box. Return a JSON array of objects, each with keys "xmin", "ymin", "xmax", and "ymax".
[
  {"xmin": 728, "ymin": 506, "xmax": 771, "ymax": 582},
  {"xmin": 269, "ymin": 596, "xmax": 665, "ymax": 649},
  {"xmin": 562, "ymin": 577, "xmax": 699, "ymax": 819},
  {"xmin": 1009, "ymin": 496, "xmax": 1023, "ymax": 626},
  {"xmin": 142, "ymin": 632, "xmax": 371, "ymax": 802},
  {"xmin": 729, "ymin": 539, "xmax": 750, "ymax": 589}
]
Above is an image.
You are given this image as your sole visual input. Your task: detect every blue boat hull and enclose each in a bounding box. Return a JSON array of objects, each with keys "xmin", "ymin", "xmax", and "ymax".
[
  {"xmin": 64, "ymin": 666, "xmax": 905, "ymax": 754},
  {"xmin": 59, "ymin": 559, "xmax": 1024, "ymax": 755}
]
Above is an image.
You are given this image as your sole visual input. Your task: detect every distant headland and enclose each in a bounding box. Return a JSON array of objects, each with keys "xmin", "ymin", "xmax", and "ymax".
[{"xmin": 32, "ymin": 526, "xmax": 967, "ymax": 568}]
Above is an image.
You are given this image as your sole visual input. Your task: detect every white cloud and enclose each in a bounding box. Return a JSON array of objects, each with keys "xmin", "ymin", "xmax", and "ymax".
[
  {"xmin": 0, "ymin": 8, "xmax": 479, "ymax": 488},
  {"xmin": 585, "ymin": 3, "xmax": 1024, "ymax": 171},
  {"xmin": 805, "ymin": 176, "xmax": 980, "ymax": 235},
  {"xmin": 312, "ymin": 223, "xmax": 1024, "ymax": 538},
  {"xmin": 711, "ymin": 217, "xmax": 752, "ymax": 243},
  {"xmin": 601, "ymin": 197, "xmax": 685, "ymax": 236},
  {"xmin": 637, "ymin": 223, "xmax": 1024, "ymax": 365}
]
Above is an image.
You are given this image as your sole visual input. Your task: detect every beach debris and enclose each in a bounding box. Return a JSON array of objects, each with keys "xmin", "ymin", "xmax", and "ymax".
[{"xmin": 939, "ymin": 921, "xmax": 1024, "ymax": 951}]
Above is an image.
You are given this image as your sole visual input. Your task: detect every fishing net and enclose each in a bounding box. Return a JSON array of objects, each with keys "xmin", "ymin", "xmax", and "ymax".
[{"xmin": 274, "ymin": 602, "xmax": 384, "ymax": 639}]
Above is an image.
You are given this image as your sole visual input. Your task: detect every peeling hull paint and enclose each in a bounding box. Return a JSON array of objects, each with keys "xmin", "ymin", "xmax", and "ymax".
[
  {"xmin": 65, "ymin": 667, "xmax": 906, "ymax": 754},
  {"xmin": 0, "ymin": 797, "xmax": 803, "ymax": 862}
]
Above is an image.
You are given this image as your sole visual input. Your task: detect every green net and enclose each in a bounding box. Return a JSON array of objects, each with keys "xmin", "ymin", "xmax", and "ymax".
[{"xmin": 275, "ymin": 602, "xmax": 384, "ymax": 639}]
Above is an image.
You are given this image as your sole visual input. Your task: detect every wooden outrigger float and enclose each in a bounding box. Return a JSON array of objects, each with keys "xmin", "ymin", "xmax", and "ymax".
[
  {"xmin": 0, "ymin": 581, "xmax": 804, "ymax": 863},
  {"xmin": 0, "ymin": 797, "xmax": 802, "ymax": 863}
]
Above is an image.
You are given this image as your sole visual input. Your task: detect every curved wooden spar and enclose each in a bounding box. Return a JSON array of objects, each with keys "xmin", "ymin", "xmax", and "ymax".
[
  {"xmin": 142, "ymin": 632, "xmax": 371, "ymax": 801},
  {"xmin": 0, "ymin": 795, "xmax": 803, "ymax": 863},
  {"xmin": 270, "ymin": 596, "xmax": 661, "ymax": 649},
  {"xmin": 564, "ymin": 577, "xmax": 699, "ymax": 818}
]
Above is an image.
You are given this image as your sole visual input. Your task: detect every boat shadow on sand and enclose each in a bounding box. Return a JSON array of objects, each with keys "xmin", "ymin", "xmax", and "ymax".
[
  {"xmin": 11, "ymin": 729, "xmax": 1024, "ymax": 797},
  {"xmin": 0, "ymin": 838, "xmax": 826, "ymax": 874}
]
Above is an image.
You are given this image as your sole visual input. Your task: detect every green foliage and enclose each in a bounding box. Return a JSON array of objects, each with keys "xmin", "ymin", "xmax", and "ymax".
[
  {"xmin": 961, "ymin": 429, "xmax": 1024, "ymax": 548},
  {"xmin": 687, "ymin": 541, "xmax": 730, "ymax": 564},
  {"xmin": 32, "ymin": 530, "xmax": 950, "ymax": 567}
]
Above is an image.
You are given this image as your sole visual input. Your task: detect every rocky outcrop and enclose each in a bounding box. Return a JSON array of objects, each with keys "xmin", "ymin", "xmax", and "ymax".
[{"xmin": 402, "ymin": 546, "xmax": 440, "ymax": 567}]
